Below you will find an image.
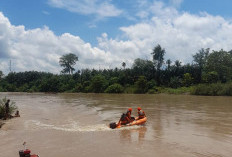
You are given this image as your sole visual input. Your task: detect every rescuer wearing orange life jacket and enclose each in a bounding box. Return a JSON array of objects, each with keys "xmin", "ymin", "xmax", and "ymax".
[
  {"xmin": 137, "ymin": 107, "xmax": 146, "ymax": 119},
  {"xmin": 118, "ymin": 108, "xmax": 134, "ymax": 125},
  {"xmin": 126, "ymin": 108, "xmax": 132, "ymax": 120}
]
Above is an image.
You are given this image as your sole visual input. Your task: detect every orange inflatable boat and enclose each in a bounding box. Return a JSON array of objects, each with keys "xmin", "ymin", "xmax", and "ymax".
[{"xmin": 109, "ymin": 117, "xmax": 147, "ymax": 129}]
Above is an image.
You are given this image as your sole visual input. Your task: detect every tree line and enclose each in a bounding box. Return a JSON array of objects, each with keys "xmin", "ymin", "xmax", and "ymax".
[{"xmin": 1, "ymin": 45, "xmax": 232, "ymax": 96}]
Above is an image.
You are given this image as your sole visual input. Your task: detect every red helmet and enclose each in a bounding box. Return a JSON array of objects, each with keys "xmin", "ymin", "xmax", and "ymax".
[
  {"xmin": 128, "ymin": 108, "xmax": 132, "ymax": 112},
  {"xmin": 137, "ymin": 107, "xmax": 141, "ymax": 111}
]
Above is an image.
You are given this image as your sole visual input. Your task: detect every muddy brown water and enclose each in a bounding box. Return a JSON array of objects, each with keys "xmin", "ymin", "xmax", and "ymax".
[{"xmin": 0, "ymin": 92, "xmax": 232, "ymax": 157}]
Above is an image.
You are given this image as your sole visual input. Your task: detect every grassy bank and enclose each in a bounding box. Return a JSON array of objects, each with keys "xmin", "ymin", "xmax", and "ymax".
[
  {"xmin": 190, "ymin": 83, "xmax": 232, "ymax": 96},
  {"xmin": 148, "ymin": 83, "xmax": 232, "ymax": 96},
  {"xmin": 1, "ymin": 83, "xmax": 232, "ymax": 96},
  {"xmin": 0, "ymin": 97, "xmax": 18, "ymax": 119}
]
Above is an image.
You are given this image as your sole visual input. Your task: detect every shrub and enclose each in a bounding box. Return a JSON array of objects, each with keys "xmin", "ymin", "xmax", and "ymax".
[
  {"xmin": 105, "ymin": 83, "xmax": 123, "ymax": 93},
  {"xmin": 165, "ymin": 87, "xmax": 191, "ymax": 94},
  {"xmin": 169, "ymin": 77, "xmax": 181, "ymax": 88},
  {"xmin": 148, "ymin": 87, "xmax": 162, "ymax": 94},
  {"xmin": 147, "ymin": 79, "xmax": 156, "ymax": 90},
  {"xmin": 73, "ymin": 83, "xmax": 83, "ymax": 92},
  {"xmin": 182, "ymin": 73, "xmax": 193, "ymax": 87},
  {"xmin": 202, "ymin": 71, "xmax": 218, "ymax": 84},
  {"xmin": 0, "ymin": 97, "xmax": 18, "ymax": 119},
  {"xmin": 134, "ymin": 76, "xmax": 148, "ymax": 94},
  {"xmin": 109, "ymin": 77, "xmax": 119, "ymax": 85},
  {"xmin": 90, "ymin": 75, "xmax": 108, "ymax": 93},
  {"xmin": 190, "ymin": 83, "xmax": 232, "ymax": 96},
  {"xmin": 124, "ymin": 86, "xmax": 136, "ymax": 94}
]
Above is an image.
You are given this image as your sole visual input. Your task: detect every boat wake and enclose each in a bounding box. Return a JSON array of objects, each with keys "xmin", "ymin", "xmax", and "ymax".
[
  {"xmin": 24, "ymin": 120, "xmax": 144, "ymax": 132},
  {"xmin": 24, "ymin": 120, "xmax": 112, "ymax": 132}
]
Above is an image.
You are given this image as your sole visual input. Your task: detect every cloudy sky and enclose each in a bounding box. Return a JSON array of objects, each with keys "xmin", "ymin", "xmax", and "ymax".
[{"xmin": 0, "ymin": 0, "xmax": 232, "ymax": 74}]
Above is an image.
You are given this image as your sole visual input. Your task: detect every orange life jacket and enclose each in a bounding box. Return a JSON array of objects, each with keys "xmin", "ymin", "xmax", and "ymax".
[
  {"xmin": 120, "ymin": 113, "xmax": 130, "ymax": 125},
  {"xmin": 138, "ymin": 110, "xmax": 145, "ymax": 119},
  {"xmin": 126, "ymin": 111, "xmax": 132, "ymax": 119}
]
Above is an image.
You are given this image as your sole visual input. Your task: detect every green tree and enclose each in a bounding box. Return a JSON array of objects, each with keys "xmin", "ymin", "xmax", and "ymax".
[
  {"xmin": 0, "ymin": 71, "xmax": 3, "ymax": 80},
  {"xmin": 90, "ymin": 75, "xmax": 107, "ymax": 93},
  {"xmin": 151, "ymin": 44, "xmax": 166, "ymax": 70},
  {"xmin": 174, "ymin": 60, "xmax": 181, "ymax": 67},
  {"xmin": 105, "ymin": 83, "xmax": 123, "ymax": 93},
  {"xmin": 166, "ymin": 59, "xmax": 172, "ymax": 70},
  {"xmin": 122, "ymin": 62, "xmax": 126, "ymax": 69},
  {"xmin": 59, "ymin": 53, "xmax": 78, "ymax": 74},
  {"xmin": 132, "ymin": 58, "xmax": 154, "ymax": 80},
  {"xmin": 193, "ymin": 48, "xmax": 209, "ymax": 82},
  {"xmin": 109, "ymin": 77, "xmax": 119, "ymax": 85},
  {"xmin": 169, "ymin": 76, "xmax": 181, "ymax": 88},
  {"xmin": 134, "ymin": 76, "xmax": 148, "ymax": 93},
  {"xmin": 204, "ymin": 49, "xmax": 232, "ymax": 82},
  {"xmin": 202, "ymin": 71, "xmax": 218, "ymax": 84},
  {"xmin": 151, "ymin": 44, "xmax": 166, "ymax": 84},
  {"xmin": 40, "ymin": 76, "xmax": 61, "ymax": 92},
  {"xmin": 182, "ymin": 73, "xmax": 193, "ymax": 87}
]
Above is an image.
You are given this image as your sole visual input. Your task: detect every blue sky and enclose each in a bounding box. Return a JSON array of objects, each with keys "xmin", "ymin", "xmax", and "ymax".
[
  {"xmin": 1, "ymin": 0, "xmax": 232, "ymax": 44},
  {"xmin": 1, "ymin": 0, "xmax": 232, "ymax": 74}
]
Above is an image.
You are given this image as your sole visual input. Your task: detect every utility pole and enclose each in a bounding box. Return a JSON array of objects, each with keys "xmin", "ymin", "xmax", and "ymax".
[{"xmin": 9, "ymin": 59, "xmax": 12, "ymax": 72}]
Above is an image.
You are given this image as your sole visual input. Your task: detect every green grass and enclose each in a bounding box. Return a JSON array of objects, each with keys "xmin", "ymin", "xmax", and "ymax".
[
  {"xmin": 191, "ymin": 83, "xmax": 232, "ymax": 96},
  {"xmin": 162, "ymin": 87, "xmax": 192, "ymax": 94}
]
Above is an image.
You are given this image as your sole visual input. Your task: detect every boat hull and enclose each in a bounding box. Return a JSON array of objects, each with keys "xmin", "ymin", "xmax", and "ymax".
[{"xmin": 110, "ymin": 117, "xmax": 147, "ymax": 129}]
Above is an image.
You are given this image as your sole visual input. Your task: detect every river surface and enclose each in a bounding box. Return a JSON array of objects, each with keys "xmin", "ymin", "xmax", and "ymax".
[{"xmin": 0, "ymin": 92, "xmax": 232, "ymax": 157}]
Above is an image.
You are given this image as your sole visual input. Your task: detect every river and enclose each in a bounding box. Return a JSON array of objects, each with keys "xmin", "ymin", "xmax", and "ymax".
[{"xmin": 0, "ymin": 93, "xmax": 232, "ymax": 157}]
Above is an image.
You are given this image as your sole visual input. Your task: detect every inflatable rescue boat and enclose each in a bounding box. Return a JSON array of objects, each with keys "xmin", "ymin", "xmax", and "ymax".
[
  {"xmin": 19, "ymin": 142, "xmax": 39, "ymax": 157},
  {"xmin": 109, "ymin": 117, "xmax": 147, "ymax": 129},
  {"xmin": 19, "ymin": 149, "xmax": 39, "ymax": 157}
]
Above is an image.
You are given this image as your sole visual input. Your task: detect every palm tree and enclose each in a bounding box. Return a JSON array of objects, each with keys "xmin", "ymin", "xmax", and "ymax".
[
  {"xmin": 122, "ymin": 62, "xmax": 126, "ymax": 69},
  {"xmin": 175, "ymin": 60, "xmax": 181, "ymax": 68},
  {"xmin": 166, "ymin": 59, "xmax": 172, "ymax": 70}
]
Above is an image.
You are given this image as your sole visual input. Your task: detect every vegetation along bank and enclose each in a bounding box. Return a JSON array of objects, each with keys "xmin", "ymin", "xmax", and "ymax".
[{"xmin": 1, "ymin": 45, "xmax": 232, "ymax": 96}]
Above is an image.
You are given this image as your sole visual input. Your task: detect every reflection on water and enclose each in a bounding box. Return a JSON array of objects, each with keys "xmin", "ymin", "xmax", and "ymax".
[
  {"xmin": 0, "ymin": 93, "xmax": 232, "ymax": 157},
  {"xmin": 119, "ymin": 126, "xmax": 147, "ymax": 144}
]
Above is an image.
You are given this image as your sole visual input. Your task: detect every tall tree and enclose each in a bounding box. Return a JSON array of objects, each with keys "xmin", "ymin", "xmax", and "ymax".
[
  {"xmin": 204, "ymin": 49, "xmax": 232, "ymax": 82},
  {"xmin": 174, "ymin": 60, "xmax": 181, "ymax": 67},
  {"xmin": 166, "ymin": 59, "xmax": 172, "ymax": 70},
  {"xmin": 0, "ymin": 71, "xmax": 3, "ymax": 80},
  {"xmin": 193, "ymin": 48, "xmax": 209, "ymax": 82},
  {"xmin": 132, "ymin": 58, "xmax": 154, "ymax": 80},
  {"xmin": 151, "ymin": 44, "xmax": 166, "ymax": 71},
  {"xmin": 122, "ymin": 62, "xmax": 126, "ymax": 69},
  {"xmin": 151, "ymin": 44, "xmax": 166, "ymax": 84},
  {"xmin": 59, "ymin": 53, "xmax": 78, "ymax": 74}
]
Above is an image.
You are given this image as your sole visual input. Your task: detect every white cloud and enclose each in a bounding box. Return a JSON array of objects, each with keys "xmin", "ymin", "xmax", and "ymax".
[
  {"xmin": 169, "ymin": 0, "xmax": 183, "ymax": 8},
  {"xmin": 47, "ymin": 0, "xmax": 122, "ymax": 18},
  {"xmin": 42, "ymin": 11, "xmax": 50, "ymax": 15},
  {"xmin": 0, "ymin": 12, "xmax": 116, "ymax": 73}
]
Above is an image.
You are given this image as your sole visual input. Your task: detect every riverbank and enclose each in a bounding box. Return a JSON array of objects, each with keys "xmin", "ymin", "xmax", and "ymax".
[
  {"xmin": 1, "ymin": 82, "xmax": 232, "ymax": 96},
  {"xmin": 0, "ymin": 120, "xmax": 5, "ymax": 128},
  {"xmin": 146, "ymin": 83, "xmax": 232, "ymax": 96}
]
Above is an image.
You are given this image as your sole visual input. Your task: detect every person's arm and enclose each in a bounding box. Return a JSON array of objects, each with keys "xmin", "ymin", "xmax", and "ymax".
[
  {"xmin": 126, "ymin": 116, "xmax": 130, "ymax": 121},
  {"xmin": 143, "ymin": 111, "xmax": 146, "ymax": 117},
  {"xmin": 116, "ymin": 117, "xmax": 122, "ymax": 126}
]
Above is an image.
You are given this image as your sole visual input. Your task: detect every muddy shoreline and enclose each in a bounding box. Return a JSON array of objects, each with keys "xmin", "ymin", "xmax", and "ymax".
[{"xmin": 0, "ymin": 120, "xmax": 5, "ymax": 128}]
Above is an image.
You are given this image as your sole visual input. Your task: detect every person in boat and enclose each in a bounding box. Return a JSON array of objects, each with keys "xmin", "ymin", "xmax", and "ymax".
[
  {"xmin": 119, "ymin": 108, "xmax": 135, "ymax": 125},
  {"xmin": 137, "ymin": 107, "xmax": 146, "ymax": 119}
]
